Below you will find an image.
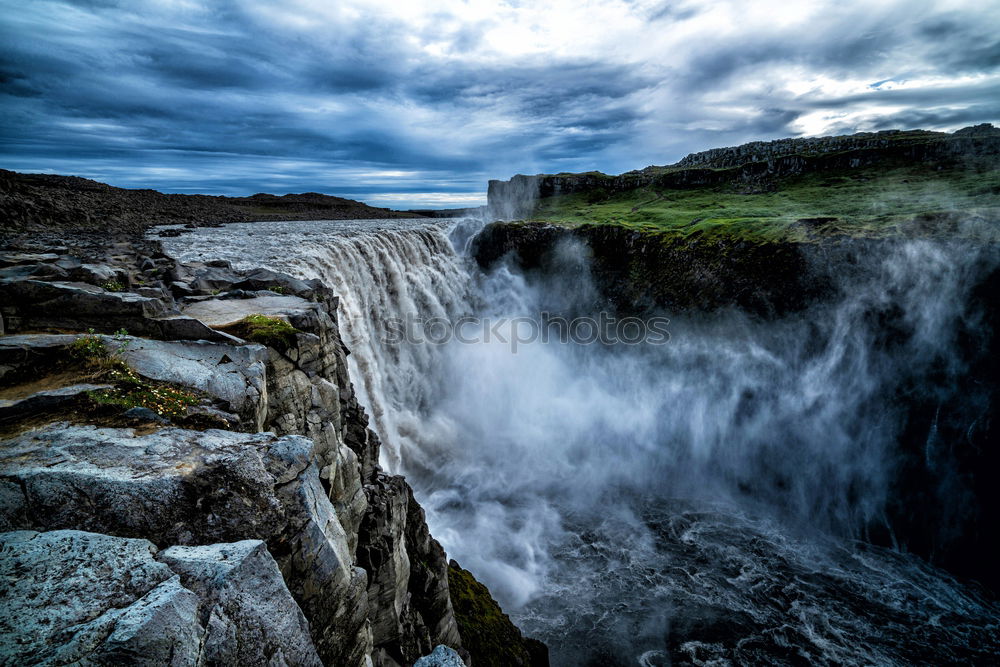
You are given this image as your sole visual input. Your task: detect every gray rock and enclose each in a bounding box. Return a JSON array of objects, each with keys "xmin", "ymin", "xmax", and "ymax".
[
  {"xmin": 0, "ymin": 529, "xmax": 203, "ymax": 665},
  {"xmin": 158, "ymin": 540, "xmax": 323, "ymax": 667},
  {"xmin": 113, "ymin": 336, "xmax": 268, "ymax": 430},
  {"xmin": 152, "ymin": 315, "xmax": 246, "ymax": 344},
  {"xmin": 136, "ymin": 286, "xmax": 168, "ymax": 299},
  {"xmin": 0, "ymin": 252, "xmax": 60, "ymax": 265},
  {"xmin": 0, "ymin": 263, "xmax": 68, "ymax": 280},
  {"xmin": 185, "ymin": 404, "xmax": 242, "ymax": 427},
  {"xmin": 170, "ymin": 280, "xmax": 196, "ymax": 297},
  {"xmin": 71, "ymin": 262, "xmax": 128, "ymax": 286},
  {"xmin": 0, "ymin": 383, "xmax": 112, "ymax": 423},
  {"xmin": 0, "ymin": 279, "xmax": 167, "ymax": 334},
  {"xmin": 232, "ymin": 268, "xmax": 316, "ymax": 296},
  {"xmin": 123, "ymin": 406, "xmax": 169, "ymax": 424},
  {"xmin": 190, "ymin": 265, "xmax": 242, "ymax": 292},
  {"xmin": 181, "ymin": 294, "xmax": 315, "ymax": 327},
  {"xmin": 414, "ymin": 645, "xmax": 466, "ymax": 667},
  {"xmin": 0, "ymin": 424, "xmax": 371, "ymax": 666},
  {"xmin": 54, "ymin": 255, "xmax": 83, "ymax": 271}
]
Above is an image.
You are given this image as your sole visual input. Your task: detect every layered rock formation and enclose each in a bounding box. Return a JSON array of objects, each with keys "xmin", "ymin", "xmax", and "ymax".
[
  {"xmin": 0, "ymin": 237, "xmax": 514, "ymax": 666},
  {"xmin": 486, "ymin": 124, "xmax": 1000, "ymax": 206}
]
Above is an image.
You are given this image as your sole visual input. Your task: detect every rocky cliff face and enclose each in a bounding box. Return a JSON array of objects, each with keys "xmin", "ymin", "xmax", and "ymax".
[
  {"xmin": 0, "ymin": 236, "xmax": 497, "ymax": 666},
  {"xmin": 486, "ymin": 125, "xmax": 1000, "ymax": 212}
]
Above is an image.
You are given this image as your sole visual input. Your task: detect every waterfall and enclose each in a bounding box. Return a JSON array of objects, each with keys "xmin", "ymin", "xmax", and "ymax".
[
  {"xmin": 284, "ymin": 226, "xmax": 474, "ymax": 469},
  {"xmin": 162, "ymin": 220, "xmax": 1000, "ymax": 666}
]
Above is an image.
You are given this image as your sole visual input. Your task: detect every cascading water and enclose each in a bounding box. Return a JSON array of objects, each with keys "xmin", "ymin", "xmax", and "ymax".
[{"xmin": 163, "ymin": 219, "xmax": 1000, "ymax": 666}]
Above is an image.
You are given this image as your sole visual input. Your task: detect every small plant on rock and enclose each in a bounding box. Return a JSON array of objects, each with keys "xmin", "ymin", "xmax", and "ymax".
[
  {"xmin": 268, "ymin": 285, "xmax": 288, "ymax": 294},
  {"xmin": 229, "ymin": 314, "xmax": 300, "ymax": 350},
  {"xmin": 100, "ymin": 280, "xmax": 126, "ymax": 292},
  {"xmin": 72, "ymin": 329, "xmax": 199, "ymax": 419}
]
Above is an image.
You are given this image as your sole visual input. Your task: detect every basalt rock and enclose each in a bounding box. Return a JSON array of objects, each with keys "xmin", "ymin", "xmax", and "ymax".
[
  {"xmin": 0, "ymin": 235, "xmax": 526, "ymax": 666},
  {"xmin": 0, "ymin": 425, "xmax": 371, "ymax": 666},
  {"xmin": 0, "ymin": 530, "xmax": 204, "ymax": 665},
  {"xmin": 0, "ymin": 530, "xmax": 324, "ymax": 666}
]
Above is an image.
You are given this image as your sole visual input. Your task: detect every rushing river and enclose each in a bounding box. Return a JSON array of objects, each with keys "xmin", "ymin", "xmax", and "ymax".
[{"xmin": 161, "ymin": 218, "xmax": 1000, "ymax": 665}]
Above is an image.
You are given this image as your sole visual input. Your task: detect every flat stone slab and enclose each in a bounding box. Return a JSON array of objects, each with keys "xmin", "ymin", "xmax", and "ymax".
[
  {"xmin": 182, "ymin": 295, "xmax": 314, "ymax": 327},
  {"xmin": 0, "ymin": 383, "xmax": 112, "ymax": 423}
]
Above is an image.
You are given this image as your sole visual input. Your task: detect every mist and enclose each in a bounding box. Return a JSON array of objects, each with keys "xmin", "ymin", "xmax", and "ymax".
[{"xmin": 162, "ymin": 218, "xmax": 1000, "ymax": 664}]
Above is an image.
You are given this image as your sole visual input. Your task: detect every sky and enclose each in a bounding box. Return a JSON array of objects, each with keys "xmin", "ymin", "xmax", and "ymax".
[{"xmin": 1, "ymin": 0, "xmax": 998, "ymax": 209}]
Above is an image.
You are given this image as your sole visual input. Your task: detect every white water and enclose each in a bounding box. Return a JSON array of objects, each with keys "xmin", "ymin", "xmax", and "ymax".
[{"xmin": 162, "ymin": 219, "xmax": 1000, "ymax": 665}]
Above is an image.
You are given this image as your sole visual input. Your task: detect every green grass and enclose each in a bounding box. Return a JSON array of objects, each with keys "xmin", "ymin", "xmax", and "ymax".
[
  {"xmin": 71, "ymin": 330, "xmax": 200, "ymax": 419},
  {"xmin": 227, "ymin": 314, "xmax": 300, "ymax": 350},
  {"xmin": 527, "ymin": 163, "xmax": 1000, "ymax": 243}
]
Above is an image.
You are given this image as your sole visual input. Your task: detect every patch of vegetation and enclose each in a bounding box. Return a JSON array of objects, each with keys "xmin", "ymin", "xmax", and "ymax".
[
  {"xmin": 226, "ymin": 314, "xmax": 300, "ymax": 350},
  {"xmin": 448, "ymin": 561, "xmax": 548, "ymax": 667},
  {"xmin": 100, "ymin": 280, "xmax": 126, "ymax": 292},
  {"xmin": 527, "ymin": 162, "xmax": 1000, "ymax": 243},
  {"xmin": 87, "ymin": 382, "xmax": 199, "ymax": 419},
  {"xmin": 72, "ymin": 329, "xmax": 200, "ymax": 419}
]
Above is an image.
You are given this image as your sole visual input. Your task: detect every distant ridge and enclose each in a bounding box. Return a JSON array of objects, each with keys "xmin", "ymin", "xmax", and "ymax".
[{"xmin": 0, "ymin": 169, "xmax": 423, "ymax": 238}]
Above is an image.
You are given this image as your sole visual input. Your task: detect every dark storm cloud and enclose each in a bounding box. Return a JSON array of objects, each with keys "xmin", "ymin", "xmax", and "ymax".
[{"xmin": 0, "ymin": 0, "xmax": 998, "ymax": 207}]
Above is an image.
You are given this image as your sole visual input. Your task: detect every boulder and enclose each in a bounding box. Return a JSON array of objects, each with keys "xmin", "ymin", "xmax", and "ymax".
[
  {"xmin": 0, "ymin": 530, "xmax": 203, "ymax": 665},
  {"xmin": 0, "ymin": 424, "xmax": 372, "ymax": 666},
  {"xmin": 70, "ymin": 262, "xmax": 128, "ymax": 286},
  {"xmin": 414, "ymin": 645, "xmax": 467, "ymax": 667},
  {"xmin": 158, "ymin": 540, "xmax": 323, "ymax": 666}
]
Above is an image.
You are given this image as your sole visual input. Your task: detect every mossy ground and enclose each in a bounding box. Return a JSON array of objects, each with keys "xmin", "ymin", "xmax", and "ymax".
[
  {"xmin": 528, "ymin": 162, "xmax": 1000, "ymax": 243},
  {"xmin": 447, "ymin": 562, "xmax": 548, "ymax": 667},
  {"xmin": 222, "ymin": 314, "xmax": 300, "ymax": 350}
]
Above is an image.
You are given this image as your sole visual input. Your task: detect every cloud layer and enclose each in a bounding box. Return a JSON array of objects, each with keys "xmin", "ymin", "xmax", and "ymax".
[{"xmin": 1, "ymin": 0, "xmax": 998, "ymax": 208}]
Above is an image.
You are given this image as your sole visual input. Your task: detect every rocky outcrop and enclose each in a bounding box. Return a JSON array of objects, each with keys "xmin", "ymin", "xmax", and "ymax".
[
  {"xmin": 471, "ymin": 221, "xmax": 819, "ymax": 316},
  {"xmin": 674, "ymin": 124, "xmax": 1000, "ymax": 169},
  {"xmin": 0, "ymin": 236, "xmax": 494, "ymax": 666},
  {"xmin": 0, "ymin": 425, "xmax": 370, "ymax": 665},
  {"xmin": 158, "ymin": 540, "xmax": 323, "ymax": 666},
  {"xmin": 447, "ymin": 561, "xmax": 549, "ymax": 667},
  {"xmin": 0, "ymin": 529, "xmax": 322, "ymax": 666},
  {"xmin": 486, "ymin": 125, "xmax": 1000, "ymax": 215}
]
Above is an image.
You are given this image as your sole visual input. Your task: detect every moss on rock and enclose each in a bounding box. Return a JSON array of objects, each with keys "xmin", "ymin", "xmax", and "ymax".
[
  {"xmin": 224, "ymin": 314, "xmax": 300, "ymax": 350},
  {"xmin": 447, "ymin": 560, "xmax": 548, "ymax": 667}
]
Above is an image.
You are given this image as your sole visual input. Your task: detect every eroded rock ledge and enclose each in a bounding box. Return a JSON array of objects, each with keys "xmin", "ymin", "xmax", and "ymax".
[{"xmin": 0, "ymin": 237, "xmax": 547, "ymax": 667}]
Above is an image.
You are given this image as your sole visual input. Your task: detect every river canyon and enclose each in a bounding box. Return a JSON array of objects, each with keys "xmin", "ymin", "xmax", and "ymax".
[{"xmin": 160, "ymin": 214, "xmax": 1000, "ymax": 665}]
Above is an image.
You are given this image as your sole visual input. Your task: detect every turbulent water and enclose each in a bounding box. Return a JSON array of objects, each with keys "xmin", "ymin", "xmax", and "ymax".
[{"xmin": 162, "ymin": 219, "xmax": 1000, "ymax": 665}]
